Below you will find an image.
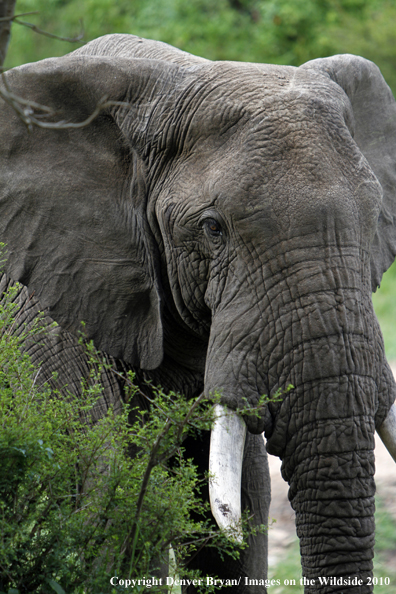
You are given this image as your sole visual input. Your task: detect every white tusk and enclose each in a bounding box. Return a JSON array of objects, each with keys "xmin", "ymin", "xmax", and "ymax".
[
  {"xmin": 377, "ymin": 403, "xmax": 396, "ymax": 463},
  {"xmin": 209, "ymin": 404, "xmax": 247, "ymax": 543}
]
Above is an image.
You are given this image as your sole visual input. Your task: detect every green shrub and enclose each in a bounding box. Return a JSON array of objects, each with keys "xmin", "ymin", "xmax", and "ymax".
[{"xmin": 0, "ymin": 274, "xmax": 263, "ymax": 593}]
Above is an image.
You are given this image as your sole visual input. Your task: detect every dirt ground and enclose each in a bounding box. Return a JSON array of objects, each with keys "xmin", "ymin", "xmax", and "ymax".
[{"xmin": 266, "ymin": 364, "xmax": 396, "ymax": 570}]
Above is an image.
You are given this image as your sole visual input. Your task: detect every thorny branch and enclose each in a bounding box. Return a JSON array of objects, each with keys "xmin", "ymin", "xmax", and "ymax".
[
  {"xmin": 121, "ymin": 418, "xmax": 173, "ymax": 559},
  {"xmin": 111, "ymin": 366, "xmax": 211, "ymax": 432}
]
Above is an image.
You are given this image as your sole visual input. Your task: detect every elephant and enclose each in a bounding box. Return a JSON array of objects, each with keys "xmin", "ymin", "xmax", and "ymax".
[{"xmin": 1, "ymin": 33, "xmax": 396, "ymax": 593}]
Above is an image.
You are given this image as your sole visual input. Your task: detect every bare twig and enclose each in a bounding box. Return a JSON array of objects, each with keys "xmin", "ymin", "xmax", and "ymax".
[
  {"xmin": 29, "ymin": 367, "xmax": 42, "ymax": 394},
  {"xmin": 13, "ymin": 16, "xmax": 84, "ymax": 43},
  {"xmin": 0, "ymin": 73, "xmax": 131, "ymax": 132},
  {"xmin": 0, "ymin": 11, "xmax": 39, "ymax": 22},
  {"xmin": 0, "ymin": 10, "xmax": 83, "ymax": 42}
]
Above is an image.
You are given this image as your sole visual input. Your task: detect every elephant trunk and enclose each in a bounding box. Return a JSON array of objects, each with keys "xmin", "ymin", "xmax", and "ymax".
[
  {"xmin": 291, "ymin": 453, "xmax": 375, "ymax": 592},
  {"xmin": 279, "ymin": 381, "xmax": 377, "ymax": 593}
]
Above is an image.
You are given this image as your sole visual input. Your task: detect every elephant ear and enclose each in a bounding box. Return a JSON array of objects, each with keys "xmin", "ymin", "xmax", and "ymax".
[
  {"xmin": 300, "ymin": 55, "xmax": 396, "ymax": 291},
  {"xmin": 74, "ymin": 33, "xmax": 210, "ymax": 67},
  {"xmin": 0, "ymin": 54, "xmax": 184, "ymax": 368}
]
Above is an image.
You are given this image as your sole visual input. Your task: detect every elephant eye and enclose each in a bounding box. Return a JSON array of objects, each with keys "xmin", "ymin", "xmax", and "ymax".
[{"xmin": 203, "ymin": 218, "xmax": 222, "ymax": 237}]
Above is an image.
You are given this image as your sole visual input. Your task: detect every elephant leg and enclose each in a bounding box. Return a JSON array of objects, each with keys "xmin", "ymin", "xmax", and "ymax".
[{"xmin": 181, "ymin": 432, "xmax": 270, "ymax": 594}]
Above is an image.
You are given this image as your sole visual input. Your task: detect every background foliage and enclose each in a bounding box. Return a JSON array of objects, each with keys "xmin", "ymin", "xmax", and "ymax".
[
  {"xmin": 0, "ymin": 277, "xmax": 254, "ymax": 593},
  {"xmin": 5, "ymin": 0, "xmax": 396, "ymax": 96}
]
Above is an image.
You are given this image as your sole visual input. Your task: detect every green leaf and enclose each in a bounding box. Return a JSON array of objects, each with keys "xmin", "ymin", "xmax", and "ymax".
[{"xmin": 46, "ymin": 580, "xmax": 66, "ymax": 594}]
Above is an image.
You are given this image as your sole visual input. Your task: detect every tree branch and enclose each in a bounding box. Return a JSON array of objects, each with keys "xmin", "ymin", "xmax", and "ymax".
[
  {"xmin": 0, "ymin": 4, "xmax": 83, "ymax": 69},
  {"xmin": 121, "ymin": 419, "xmax": 173, "ymax": 560},
  {"xmin": 12, "ymin": 15, "xmax": 84, "ymax": 43},
  {"xmin": 0, "ymin": 10, "xmax": 40, "ymax": 21}
]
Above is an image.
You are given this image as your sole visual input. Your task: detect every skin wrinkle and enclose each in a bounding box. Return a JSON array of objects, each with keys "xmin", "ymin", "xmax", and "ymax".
[
  {"xmin": 176, "ymin": 250, "xmax": 207, "ymax": 315},
  {"xmin": 206, "ymin": 231, "xmax": 372, "ymax": 384},
  {"xmin": 263, "ymin": 256, "xmax": 365, "ymax": 295},
  {"xmin": 149, "ymin": 72, "xmax": 247, "ymax": 183},
  {"xmin": 289, "ymin": 415, "xmax": 376, "ymax": 452},
  {"xmin": 0, "ymin": 277, "xmax": 127, "ymax": 412},
  {"xmin": 282, "ymin": 407, "xmax": 377, "ymax": 469},
  {"xmin": 210, "ymin": 250, "xmax": 372, "ymax": 408},
  {"xmin": 242, "ymin": 241, "xmax": 271, "ymax": 330},
  {"xmin": 219, "ymin": 249, "xmax": 279, "ymax": 392},
  {"xmin": 264, "ymin": 270, "xmax": 365, "ymax": 312},
  {"xmin": 281, "ymin": 391, "xmax": 377, "ymax": 579}
]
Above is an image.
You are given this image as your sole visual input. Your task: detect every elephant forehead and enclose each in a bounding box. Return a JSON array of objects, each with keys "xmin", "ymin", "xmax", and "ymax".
[
  {"xmin": 214, "ymin": 100, "xmax": 377, "ymax": 216},
  {"xmin": 178, "ymin": 112, "xmax": 376, "ymax": 215},
  {"xmin": 158, "ymin": 61, "xmax": 345, "ymax": 158},
  {"xmin": 171, "ymin": 74, "xmax": 354, "ymax": 186},
  {"xmin": 177, "ymin": 62, "xmax": 346, "ymax": 131},
  {"xmin": 157, "ymin": 65, "xmax": 381, "ymax": 237}
]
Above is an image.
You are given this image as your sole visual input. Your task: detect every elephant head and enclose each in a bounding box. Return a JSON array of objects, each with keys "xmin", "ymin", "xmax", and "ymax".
[{"xmin": 1, "ymin": 34, "xmax": 396, "ymax": 590}]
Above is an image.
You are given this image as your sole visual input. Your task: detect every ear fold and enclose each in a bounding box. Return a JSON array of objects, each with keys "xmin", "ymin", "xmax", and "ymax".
[
  {"xmin": 74, "ymin": 33, "xmax": 209, "ymax": 67},
  {"xmin": 0, "ymin": 55, "xmax": 183, "ymax": 368},
  {"xmin": 300, "ymin": 54, "xmax": 396, "ymax": 291}
]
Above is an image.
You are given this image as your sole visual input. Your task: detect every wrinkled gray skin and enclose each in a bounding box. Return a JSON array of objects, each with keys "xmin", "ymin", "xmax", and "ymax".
[{"xmin": 1, "ymin": 34, "xmax": 396, "ymax": 593}]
